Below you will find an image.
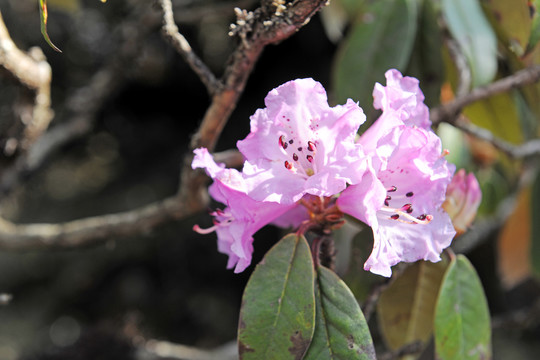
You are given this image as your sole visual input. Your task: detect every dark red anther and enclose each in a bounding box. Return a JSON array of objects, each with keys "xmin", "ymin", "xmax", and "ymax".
[
  {"xmin": 402, "ymin": 204, "xmax": 413, "ymax": 213},
  {"xmin": 279, "ymin": 135, "xmax": 288, "ymax": 149},
  {"xmin": 406, "ymin": 191, "xmax": 414, "ymax": 197},
  {"xmin": 306, "ymin": 155, "xmax": 314, "ymax": 163},
  {"xmin": 297, "ymin": 147, "xmax": 303, "ymax": 152},
  {"xmin": 384, "ymin": 196, "xmax": 391, "ymax": 206},
  {"xmin": 307, "ymin": 141, "xmax": 316, "ymax": 151},
  {"xmin": 284, "ymin": 161, "xmax": 293, "ymax": 170},
  {"xmin": 417, "ymin": 214, "xmax": 427, "ymax": 221},
  {"xmin": 390, "ymin": 214, "xmax": 400, "ymax": 220},
  {"xmin": 293, "ymin": 153, "xmax": 299, "ymax": 161},
  {"xmin": 387, "ymin": 186, "xmax": 397, "ymax": 192},
  {"xmin": 289, "ymin": 139, "xmax": 294, "ymax": 144}
]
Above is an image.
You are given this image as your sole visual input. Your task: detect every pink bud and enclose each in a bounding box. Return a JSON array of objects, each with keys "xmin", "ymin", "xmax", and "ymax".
[{"xmin": 443, "ymin": 169, "xmax": 482, "ymax": 235}]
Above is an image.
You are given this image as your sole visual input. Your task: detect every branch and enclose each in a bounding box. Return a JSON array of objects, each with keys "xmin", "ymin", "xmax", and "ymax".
[
  {"xmin": 431, "ymin": 65, "xmax": 540, "ymax": 126},
  {"xmin": 0, "ymin": 149, "xmax": 245, "ymax": 251},
  {"xmin": 159, "ymin": 0, "xmax": 222, "ymax": 96},
  {"xmin": 431, "ymin": 65, "xmax": 540, "ymax": 158},
  {"xmin": 0, "ymin": 195, "xmax": 195, "ymax": 250},
  {"xmin": 0, "ymin": 10, "xmax": 53, "ymax": 148},
  {"xmin": 0, "ymin": 1, "xmax": 326, "ymax": 250},
  {"xmin": 0, "ymin": 4, "xmax": 160, "ymax": 195},
  {"xmin": 190, "ymin": 0, "xmax": 329, "ymax": 153},
  {"xmin": 451, "ymin": 118, "xmax": 540, "ymax": 159}
]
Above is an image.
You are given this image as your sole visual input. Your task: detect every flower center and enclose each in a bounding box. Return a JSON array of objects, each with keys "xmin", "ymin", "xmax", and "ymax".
[
  {"xmin": 380, "ymin": 186, "xmax": 432, "ymax": 225},
  {"xmin": 279, "ymin": 135, "xmax": 317, "ymax": 177}
]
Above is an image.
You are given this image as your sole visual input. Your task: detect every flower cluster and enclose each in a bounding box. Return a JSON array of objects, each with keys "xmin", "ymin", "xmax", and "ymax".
[{"xmin": 193, "ymin": 70, "xmax": 478, "ymax": 277}]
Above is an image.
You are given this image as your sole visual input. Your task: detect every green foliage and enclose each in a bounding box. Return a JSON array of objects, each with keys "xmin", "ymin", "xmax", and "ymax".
[
  {"xmin": 434, "ymin": 255, "xmax": 491, "ymax": 360},
  {"xmin": 441, "ymin": 0, "xmax": 497, "ymax": 88},
  {"xmin": 463, "ymin": 92, "xmax": 523, "ymax": 145},
  {"xmin": 238, "ymin": 234, "xmax": 316, "ymax": 360},
  {"xmin": 39, "ymin": 0, "xmax": 62, "ymax": 52},
  {"xmin": 377, "ymin": 259, "xmax": 449, "ymax": 354},
  {"xmin": 304, "ymin": 266, "xmax": 375, "ymax": 360},
  {"xmin": 527, "ymin": 0, "xmax": 540, "ymax": 54},
  {"xmin": 39, "ymin": 0, "xmax": 106, "ymax": 52},
  {"xmin": 332, "ymin": 0, "xmax": 418, "ymax": 109}
]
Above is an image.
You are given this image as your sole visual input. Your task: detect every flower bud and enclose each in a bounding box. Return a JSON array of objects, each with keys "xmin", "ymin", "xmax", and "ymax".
[{"xmin": 443, "ymin": 169, "xmax": 482, "ymax": 235}]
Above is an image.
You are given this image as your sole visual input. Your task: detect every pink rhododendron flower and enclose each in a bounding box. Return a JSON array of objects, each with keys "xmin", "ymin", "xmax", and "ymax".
[
  {"xmin": 237, "ymin": 78, "xmax": 368, "ymax": 205},
  {"xmin": 338, "ymin": 119, "xmax": 456, "ymax": 277},
  {"xmin": 443, "ymin": 169, "xmax": 482, "ymax": 235},
  {"xmin": 361, "ymin": 69, "xmax": 432, "ymax": 154},
  {"xmin": 192, "ymin": 148, "xmax": 298, "ymax": 273},
  {"xmin": 193, "ymin": 73, "xmax": 466, "ymax": 276}
]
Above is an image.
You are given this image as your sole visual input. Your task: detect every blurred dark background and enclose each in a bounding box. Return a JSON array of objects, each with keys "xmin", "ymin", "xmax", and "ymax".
[{"xmin": 0, "ymin": 0, "xmax": 337, "ymax": 359}]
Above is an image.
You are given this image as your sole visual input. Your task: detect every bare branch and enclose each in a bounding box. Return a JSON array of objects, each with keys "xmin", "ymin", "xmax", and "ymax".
[
  {"xmin": 159, "ymin": 0, "xmax": 222, "ymax": 96},
  {"xmin": 0, "ymin": 195, "xmax": 190, "ymax": 250},
  {"xmin": 191, "ymin": 0, "xmax": 329, "ymax": 153},
  {"xmin": 0, "ymin": 1, "xmax": 327, "ymax": 251},
  {"xmin": 0, "ymin": 11, "xmax": 53, "ymax": 148},
  {"xmin": 430, "ymin": 65, "xmax": 540, "ymax": 158},
  {"xmin": 451, "ymin": 117, "xmax": 540, "ymax": 159},
  {"xmin": 431, "ymin": 65, "xmax": 540, "ymax": 126}
]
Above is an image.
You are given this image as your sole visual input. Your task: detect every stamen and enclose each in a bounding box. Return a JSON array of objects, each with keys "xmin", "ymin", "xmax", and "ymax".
[
  {"xmin": 306, "ymin": 155, "xmax": 314, "ymax": 163},
  {"xmin": 384, "ymin": 196, "xmax": 391, "ymax": 206},
  {"xmin": 293, "ymin": 153, "xmax": 299, "ymax": 161},
  {"xmin": 307, "ymin": 141, "xmax": 316, "ymax": 152},
  {"xmin": 285, "ymin": 161, "xmax": 293, "ymax": 170},
  {"xmin": 379, "ymin": 207, "xmax": 433, "ymax": 225},
  {"xmin": 390, "ymin": 214, "xmax": 399, "ymax": 220},
  {"xmin": 406, "ymin": 192, "xmax": 414, "ymax": 197},
  {"xmin": 297, "ymin": 147, "xmax": 303, "ymax": 152},
  {"xmin": 441, "ymin": 149, "xmax": 450, "ymax": 157},
  {"xmin": 289, "ymin": 139, "xmax": 294, "ymax": 144},
  {"xmin": 193, "ymin": 224, "xmax": 217, "ymax": 234},
  {"xmin": 387, "ymin": 186, "xmax": 397, "ymax": 192}
]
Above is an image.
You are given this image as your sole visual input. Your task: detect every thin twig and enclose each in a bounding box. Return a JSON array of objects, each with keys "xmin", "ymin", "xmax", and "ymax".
[
  {"xmin": 0, "ymin": 195, "xmax": 196, "ymax": 251},
  {"xmin": 431, "ymin": 65, "xmax": 540, "ymax": 126},
  {"xmin": 430, "ymin": 65, "xmax": 540, "ymax": 159},
  {"xmin": 452, "ymin": 117, "xmax": 540, "ymax": 159},
  {"xmin": 190, "ymin": 0, "xmax": 328, "ymax": 153},
  {"xmin": 0, "ymin": 1, "xmax": 327, "ymax": 251},
  {"xmin": 159, "ymin": 0, "xmax": 222, "ymax": 96}
]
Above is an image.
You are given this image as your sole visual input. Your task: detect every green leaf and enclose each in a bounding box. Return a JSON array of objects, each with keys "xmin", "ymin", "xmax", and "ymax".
[
  {"xmin": 531, "ymin": 169, "xmax": 540, "ymax": 278},
  {"xmin": 434, "ymin": 255, "xmax": 491, "ymax": 360},
  {"xmin": 482, "ymin": 0, "xmax": 531, "ymax": 57},
  {"xmin": 238, "ymin": 234, "xmax": 316, "ymax": 360},
  {"xmin": 406, "ymin": 0, "xmax": 444, "ymax": 108},
  {"xmin": 441, "ymin": 0, "xmax": 497, "ymax": 88},
  {"xmin": 304, "ymin": 266, "xmax": 376, "ymax": 360},
  {"xmin": 463, "ymin": 92, "xmax": 523, "ymax": 145},
  {"xmin": 377, "ymin": 259, "xmax": 449, "ymax": 353},
  {"xmin": 527, "ymin": 0, "xmax": 540, "ymax": 54},
  {"xmin": 332, "ymin": 0, "xmax": 418, "ymax": 110},
  {"xmin": 39, "ymin": 0, "xmax": 62, "ymax": 52}
]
